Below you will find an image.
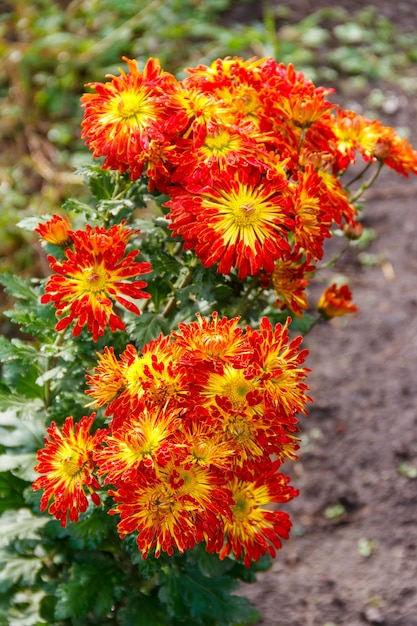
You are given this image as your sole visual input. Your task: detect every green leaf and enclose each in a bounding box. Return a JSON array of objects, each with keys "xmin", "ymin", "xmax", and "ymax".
[
  {"xmin": 0, "ymin": 406, "xmax": 45, "ymax": 449},
  {"xmin": 54, "ymin": 556, "xmax": 125, "ymax": 620},
  {"xmin": 118, "ymin": 593, "xmax": 169, "ymax": 626},
  {"xmin": 0, "ymin": 472, "xmax": 27, "ymax": 512},
  {"xmin": 0, "ymin": 549, "xmax": 43, "ymax": 593},
  {"xmin": 65, "ymin": 508, "xmax": 116, "ymax": 550},
  {"xmin": 0, "ymin": 337, "xmax": 40, "ymax": 363},
  {"xmin": 0, "ymin": 453, "xmax": 37, "ymax": 481},
  {"xmin": 0, "ymin": 509, "xmax": 48, "ymax": 548},
  {"xmin": 128, "ymin": 312, "xmax": 170, "ymax": 347},
  {"xmin": 160, "ymin": 561, "xmax": 260, "ymax": 626},
  {"xmin": 0, "ymin": 273, "xmax": 39, "ymax": 303}
]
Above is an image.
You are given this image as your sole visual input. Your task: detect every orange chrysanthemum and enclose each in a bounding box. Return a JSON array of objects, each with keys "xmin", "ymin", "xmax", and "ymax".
[
  {"xmin": 40, "ymin": 222, "xmax": 151, "ymax": 341},
  {"xmin": 35, "ymin": 214, "xmax": 72, "ymax": 246},
  {"xmin": 171, "ymin": 311, "xmax": 248, "ymax": 367},
  {"xmin": 81, "ymin": 57, "xmax": 178, "ymax": 179},
  {"xmin": 214, "ymin": 471, "xmax": 297, "ymax": 567},
  {"xmin": 271, "ymin": 255, "xmax": 314, "ymax": 317},
  {"xmin": 317, "ymin": 283, "xmax": 359, "ymax": 319},
  {"xmin": 110, "ymin": 461, "xmax": 232, "ymax": 558},
  {"xmin": 166, "ymin": 165, "xmax": 293, "ymax": 279},
  {"xmin": 95, "ymin": 404, "xmax": 178, "ymax": 484},
  {"xmin": 329, "ymin": 109, "xmax": 417, "ymax": 176},
  {"xmin": 245, "ymin": 317, "xmax": 311, "ymax": 419},
  {"xmin": 33, "ymin": 415, "xmax": 106, "ymax": 527}
]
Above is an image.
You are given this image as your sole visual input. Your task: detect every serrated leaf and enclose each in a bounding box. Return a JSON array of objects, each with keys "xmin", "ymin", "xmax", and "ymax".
[
  {"xmin": 0, "ymin": 549, "xmax": 43, "ymax": 593},
  {"xmin": 160, "ymin": 563, "xmax": 260, "ymax": 626},
  {"xmin": 183, "ymin": 570, "xmax": 259, "ymax": 625},
  {"xmin": 0, "ymin": 273, "xmax": 39, "ymax": 303},
  {"xmin": 54, "ymin": 557, "xmax": 125, "ymax": 620},
  {"xmin": 16, "ymin": 215, "xmax": 51, "ymax": 232},
  {"xmin": 0, "ymin": 453, "xmax": 37, "ymax": 481},
  {"xmin": 2, "ymin": 589, "xmax": 46, "ymax": 626},
  {"xmin": 0, "ymin": 337, "xmax": 40, "ymax": 363},
  {"xmin": 129, "ymin": 312, "xmax": 170, "ymax": 347},
  {"xmin": 2, "ymin": 304, "xmax": 57, "ymax": 340},
  {"xmin": 0, "ymin": 509, "xmax": 48, "ymax": 548},
  {"xmin": 0, "ymin": 394, "xmax": 43, "ymax": 417},
  {"xmin": 0, "ymin": 407, "xmax": 45, "ymax": 450},
  {"xmin": 65, "ymin": 508, "xmax": 116, "ymax": 550}
]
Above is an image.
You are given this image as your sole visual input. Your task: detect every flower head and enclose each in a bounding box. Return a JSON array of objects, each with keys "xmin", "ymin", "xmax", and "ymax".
[
  {"xmin": 40, "ymin": 222, "xmax": 151, "ymax": 341},
  {"xmin": 214, "ymin": 471, "xmax": 297, "ymax": 567},
  {"xmin": 271, "ymin": 255, "xmax": 314, "ymax": 317},
  {"xmin": 35, "ymin": 214, "xmax": 72, "ymax": 246},
  {"xmin": 166, "ymin": 165, "xmax": 293, "ymax": 279},
  {"xmin": 33, "ymin": 415, "xmax": 106, "ymax": 527},
  {"xmin": 317, "ymin": 283, "xmax": 359, "ymax": 319},
  {"xmin": 110, "ymin": 461, "xmax": 232, "ymax": 558},
  {"xmin": 81, "ymin": 57, "xmax": 178, "ymax": 179}
]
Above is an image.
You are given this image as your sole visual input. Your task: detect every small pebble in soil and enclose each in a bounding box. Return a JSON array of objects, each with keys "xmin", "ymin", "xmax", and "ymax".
[{"xmin": 363, "ymin": 605, "xmax": 385, "ymax": 624}]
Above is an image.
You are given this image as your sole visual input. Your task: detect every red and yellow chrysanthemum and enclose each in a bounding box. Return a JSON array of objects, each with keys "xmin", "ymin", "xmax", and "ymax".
[
  {"xmin": 110, "ymin": 461, "xmax": 232, "ymax": 558},
  {"xmin": 33, "ymin": 415, "xmax": 106, "ymax": 527},
  {"xmin": 271, "ymin": 255, "xmax": 314, "ymax": 316},
  {"xmin": 81, "ymin": 57, "xmax": 179, "ymax": 180},
  {"xmin": 35, "ymin": 213, "xmax": 72, "ymax": 246},
  {"xmin": 40, "ymin": 222, "xmax": 151, "ymax": 341},
  {"xmin": 167, "ymin": 165, "xmax": 293, "ymax": 279},
  {"xmin": 213, "ymin": 470, "xmax": 297, "ymax": 567},
  {"xmin": 317, "ymin": 283, "xmax": 358, "ymax": 319}
]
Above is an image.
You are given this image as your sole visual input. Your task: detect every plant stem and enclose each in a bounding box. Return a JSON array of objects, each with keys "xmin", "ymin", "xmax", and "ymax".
[
  {"xmin": 345, "ymin": 161, "xmax": 373, "ymax": 188},
  {"xmin": 349, "ymin": 160, "xmax": 384, "ymax": 204},
  {"xmin": 317, "ymin": 239, "xmax": 351, "ymax": 270},
  {"xmin": 161, "ymin": 264, "xmax": 195, "ymax": 319}
]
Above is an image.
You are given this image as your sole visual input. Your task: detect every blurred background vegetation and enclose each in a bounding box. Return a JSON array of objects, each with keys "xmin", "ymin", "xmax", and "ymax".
[{"xmin": 1, "ymin": 0, "xmax": 417, "ymax": 280}]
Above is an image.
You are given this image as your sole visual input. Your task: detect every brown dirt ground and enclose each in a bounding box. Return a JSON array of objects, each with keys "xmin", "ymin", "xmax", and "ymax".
[{"xmin": 237, "ymin": 1, "xmax": 417, "ymax": 625}]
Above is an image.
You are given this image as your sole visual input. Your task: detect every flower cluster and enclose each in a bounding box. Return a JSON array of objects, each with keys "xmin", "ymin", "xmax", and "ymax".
[
  {"xmin": 81, "ymin": 56, "xmax": 417, "ymax": 304},
  {"xmin": 34, "ymin": 313, "xmax": 310, "ymax": 566},
  {"xmin": 33, "ymin": 55, "xmax": 417, "ymax": 571}
]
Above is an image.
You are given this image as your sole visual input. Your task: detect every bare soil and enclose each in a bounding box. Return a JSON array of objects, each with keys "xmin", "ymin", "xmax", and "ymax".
[{"xmin": 235, "ymin": 1, "xmax": 417, "ymax": 624}]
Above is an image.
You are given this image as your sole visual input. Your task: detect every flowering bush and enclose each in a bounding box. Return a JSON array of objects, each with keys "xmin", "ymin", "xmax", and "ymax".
[{"xmin": 1, "ymin": 55, "xmax": 416, "ymax": 625}]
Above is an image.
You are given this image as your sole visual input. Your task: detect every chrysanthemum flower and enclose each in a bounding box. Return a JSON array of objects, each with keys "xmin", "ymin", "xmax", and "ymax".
[
  {"xmin": 271, "ymin": 255, "xmax": 313, "ymax": 316},
  {"xmin": 81, "ymin": 57, "xmax": 179, "ymax": 179},
  {"xmin": 85, "ymin": 346, "xmax": 127, "ymax": 409},
  {"xmin": 33, "ymin": 415, "xmax": 106, "ymax": 527},
  {"xmin": 172, "ymin": 311, "xmax": 248, "ymax": 367},
  {"xmin": 215, "ymin": 472, "xmax": 297, "ymax": 566},
  {"xmin": 35, "ymin": 214, "xmax": 72, "ymax": 246},
  {"xmin": 95, "ymin": 404, "xmax": 178, "ymax": 483},
  {"xmin": 317, "ymin": 283, "xmax": 358, "ymax": 319},
  {"xmin": 40, "ymin": 223, "xmax": 151, "ymax": 341},
  {"xmin": 83, "ymin": 312, "xmax": 311, "ymax": 563},
  {"xmin": 290, "ymin": 165, "xmax": 336, "ymax": 259},
  {"xmin": 171, "ymin": 121, "xmax": 271, "ymax": 190},
  {"xmin": 272, "ymin": 81, "xmax": 335, "ymax": 129},
  {"xmin": 166, "ymin": 165, "xmax": 293, "ymax": 279},
  {"xmin": 111, "ymin": 462, "xmax": 232, "ymax": 558},
  {"xmin": 245, "ymin": 317, "xmax": 311, "ymax": 418}
]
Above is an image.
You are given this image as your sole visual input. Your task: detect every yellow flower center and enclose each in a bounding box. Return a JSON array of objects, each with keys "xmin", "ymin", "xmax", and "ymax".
[
  {"xmin": 117, "ymin": 90, "xmax": 150, "ymax": 120},
  {"xmin": 62, "ymin": 454, "xmax": 84, "ymax": 477},
  {"xmin": 82, "ymin": 267, "xmax": 108, "ymax": 293},
  {"xmin": 222, "ymin": 379, "xmax": 253, "ymax": 409},
  {"xmin": 192, "ymin": 440, "xmax": 210, "ymax": 461},
  {"xmin": 232, "ymin": 492, "xmax": 253, "ymax": 519}
]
